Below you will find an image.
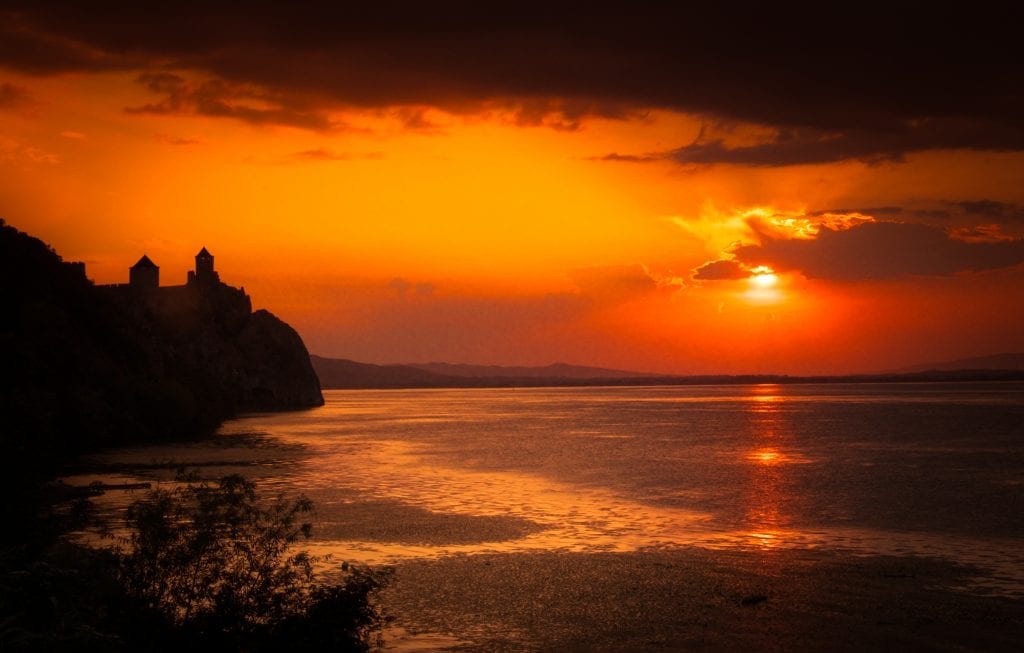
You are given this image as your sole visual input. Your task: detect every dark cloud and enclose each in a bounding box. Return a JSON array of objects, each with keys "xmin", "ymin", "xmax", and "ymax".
[
  {"xmin": 666, "ymin": 120, "xmax": 1024, "ymax": 167},
  {"xmin": 502, "ymin": 98, "xmax": 637, "ymax": 131},
  {"xmin": 957, "ymin": 200, "xmax": 1012, "ymax": 216},
  {"xmin": 389, "ymin": 106, "xmax": 445, "ymax": 133},
  {"xmin": 588, "ymin": 152, "xmax": 662, "ymax": 164},
  {"xmin": 811, "ymin": 206, "xmax": 905, "ymax": 218},
  {"xmin": 733, "ymin": 221, "xmax": 1024, "ymax": 280},
  {"xmin": 1, "ymin": 3, "xmax": 1022, "ymax": 159},
  {"xmin": 953, "ymin": 200, "xmax": 1024, "ymax": 223},
  {"xmin": 813, "ymin": 200, "xmax": 1024, "ymax": 230},
  {"xmin": 0, "ymin": 14, "xmax": 128, "ymax": 74},
  {"xmin": 692, "ymin": 259, "xmax": 748, "ymax": 281},
  {"xmin": 949, "ymin": 224, "xmax": 1018, "ymax": 244},
  {"xmin": 126, "ymin": 72, "xmax": 335, "ymax": 130}
]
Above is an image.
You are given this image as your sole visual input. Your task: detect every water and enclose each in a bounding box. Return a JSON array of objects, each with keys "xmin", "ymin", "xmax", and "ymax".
[{"xmin": 75, "ymin": 382, "xmax": 1024, "ymax": 598}]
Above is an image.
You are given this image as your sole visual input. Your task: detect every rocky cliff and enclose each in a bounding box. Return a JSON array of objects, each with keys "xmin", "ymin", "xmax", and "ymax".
[{"xmin": 0, "ymin": 219, "xmax": 322, "ymax": 473}]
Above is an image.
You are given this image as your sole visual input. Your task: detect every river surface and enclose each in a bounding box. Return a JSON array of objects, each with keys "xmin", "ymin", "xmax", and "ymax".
[{"xmin": 70, "ymin": 382, "xmax": 1024, "ymax": 648}]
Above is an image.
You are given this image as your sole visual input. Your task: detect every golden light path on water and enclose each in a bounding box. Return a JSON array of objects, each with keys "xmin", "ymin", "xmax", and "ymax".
[
  {"xmin": 70, "ymin": 385, "xmax": 1024, "ymax": 598},
  {"xmin": 280, "ymin": 436, "xmax": 715, "ymax": 562},
  {"xmin": 282, "ymin": 439, "xmax": 1023, "ymax": 599}
]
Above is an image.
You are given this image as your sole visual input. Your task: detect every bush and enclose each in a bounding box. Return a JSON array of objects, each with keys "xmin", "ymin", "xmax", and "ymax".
[{"xmin": 115, "ymin": 474, "xmax": 389, "ymax": 651}]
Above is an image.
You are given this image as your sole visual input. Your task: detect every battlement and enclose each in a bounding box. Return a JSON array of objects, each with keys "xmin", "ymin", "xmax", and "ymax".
[
  {"xmin": 100, "ymin": 247, "xmax": 223, "ymax": 291},
  {"xmin": 98, "ymin": 247, "xmax": 252, "ymax": 331}
]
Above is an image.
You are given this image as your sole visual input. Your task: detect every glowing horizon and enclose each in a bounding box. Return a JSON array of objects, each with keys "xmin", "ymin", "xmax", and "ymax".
[{"xmin": 1, "ymin": 7, "xmax": 1022, "ymax": 375}]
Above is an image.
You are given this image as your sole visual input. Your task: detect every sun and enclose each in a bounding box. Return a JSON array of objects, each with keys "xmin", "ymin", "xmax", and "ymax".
[
  {"xmin": 742, "ymin": 265, "xmax": 784, "ymax": 304},
  {"xmin": 749, "ymin": 266, "xmax": 778, "ymax": 288}
]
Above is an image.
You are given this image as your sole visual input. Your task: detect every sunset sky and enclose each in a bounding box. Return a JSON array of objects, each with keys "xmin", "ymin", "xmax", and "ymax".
[{"xmin": 2, "ymin": 4, "xmax": 1022, "ymax": 374}]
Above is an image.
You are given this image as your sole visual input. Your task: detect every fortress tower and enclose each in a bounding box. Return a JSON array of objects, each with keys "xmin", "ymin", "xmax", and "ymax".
[
  {"xmin": 188, "ymin": 246, "xmax": 220, "ymax": 285},
  {"xmin": 128, "ymin": 255, "xmax": 159, "ymax": 290}
]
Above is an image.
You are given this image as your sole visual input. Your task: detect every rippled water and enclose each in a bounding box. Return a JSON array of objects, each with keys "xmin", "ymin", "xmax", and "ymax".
[{"xmin": 75, "ymin": 382, "xmax": 1024, "ymax": 595}]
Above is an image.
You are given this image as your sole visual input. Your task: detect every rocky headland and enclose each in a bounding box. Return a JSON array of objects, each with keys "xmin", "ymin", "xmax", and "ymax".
[{"xmin": 0, "ymin": 219, "xmax": 322, "ymax": 477}]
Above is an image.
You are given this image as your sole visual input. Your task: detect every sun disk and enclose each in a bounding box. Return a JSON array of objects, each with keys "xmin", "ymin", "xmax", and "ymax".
[{"xmin": 750, "ymin": 271, "xmax": 778, "ymax": 288}]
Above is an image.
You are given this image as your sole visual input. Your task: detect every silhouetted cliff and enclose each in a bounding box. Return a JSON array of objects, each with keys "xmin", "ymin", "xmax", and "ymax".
[{"xmin": 0, "ymin": 220, "xmax": 322, "ymax": 476}]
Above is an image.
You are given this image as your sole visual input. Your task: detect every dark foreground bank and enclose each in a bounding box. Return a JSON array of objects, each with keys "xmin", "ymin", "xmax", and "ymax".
[
  {"xmin": 0, "ymin": 221, "xmax": 364, "ymax": 649},
  {"xmin": 385, "ymin": 548, "xmax": 1024, "ymax": 651}
]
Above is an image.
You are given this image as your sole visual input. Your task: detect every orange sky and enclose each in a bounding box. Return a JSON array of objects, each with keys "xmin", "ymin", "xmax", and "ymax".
[{"xmin": 2, "ymin": 6, "xmax": 1023, "ymax": 374}]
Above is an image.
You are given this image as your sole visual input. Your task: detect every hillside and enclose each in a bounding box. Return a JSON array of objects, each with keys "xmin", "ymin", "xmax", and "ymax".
[
  {"xmin": 407, "ymin": 361, "xmax": 651, "ymax": 379},
  {"xmin": 310, "ymin": 355, "xmax": 460, "ymax": 388},
  {"xmin": 312, "ymin": 354, "xmax": 1024, "ymax": 390},
  {"xmin": 885, "ymin": 353, "xmax": 1024, "ymax": 374},
  {"xmin": 0, "ymin": 219, "xmax": 322, "ymax": 476},
  {"xmin": 310, "ymin": 355, "xmax": 655, "ymax": 389}
]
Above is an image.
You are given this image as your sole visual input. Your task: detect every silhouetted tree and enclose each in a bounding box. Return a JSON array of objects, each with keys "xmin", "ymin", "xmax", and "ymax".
[
  {"xmin": 1, "ymin": 474, "xmax": 389, "ymax": 651},
  {"xmin": 116, "ymin": 474, "xmax": 389, "ymax": 651}
]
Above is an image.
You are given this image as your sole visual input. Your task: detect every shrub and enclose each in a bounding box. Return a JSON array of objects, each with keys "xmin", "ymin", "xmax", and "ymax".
[{"xmin": 116, "ymin": 474, "xmax": 389, "ymax": 650}]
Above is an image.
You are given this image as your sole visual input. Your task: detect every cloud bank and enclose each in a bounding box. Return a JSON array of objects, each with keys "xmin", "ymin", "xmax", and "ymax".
[
  {"xmin": 733, "ymin": 221, "xmax": 1024, "ymax": 280},
  {"xmin": 692, "ymin": 259, "xmax": 749, "ymax": 281},
  {"xmin": 2, "ymin": 4, "xmax": 1022, "ymax": 163}
]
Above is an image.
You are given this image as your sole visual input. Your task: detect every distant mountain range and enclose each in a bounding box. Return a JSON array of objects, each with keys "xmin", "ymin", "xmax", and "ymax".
[
  {"xmin": 405, "ymin": 361, "xmax": 651, "ymax": 379},
  {"xmin": 310, "ymin": 353, "xmax": 1024, "ymax": 389},
  {"xmin": 308, "ymin": 356, "xmax": 649, "ymax": 389},
  {"xmin": 882, "ymin": 353, "xmax": 1024, "ymax": 374}
]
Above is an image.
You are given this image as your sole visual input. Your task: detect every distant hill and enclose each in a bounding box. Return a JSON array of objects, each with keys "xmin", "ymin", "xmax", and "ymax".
[
  {"xmin": 310, "ymin": 355, "xmax": 460, "ymax": 388},
  {"xmin": 309, "ymin": 356, "xmax": 654, "ymax": 389},
  {"xmin": 311, "ymin": 354, "xmax": 1024, "ymax": 390},
  {"xmin": 406, "ymin": 361, "xmax": 651, "ymax": 379},
  {"xmin": 884, "ymin": 353, "xmax": 1024, "ymax": 374}
]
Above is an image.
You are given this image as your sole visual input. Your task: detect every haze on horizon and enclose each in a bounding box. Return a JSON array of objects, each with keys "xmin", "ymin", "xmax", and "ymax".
[{"xmin": 2, "ymin": 4, "xmax": 1022, "ymax": 375}]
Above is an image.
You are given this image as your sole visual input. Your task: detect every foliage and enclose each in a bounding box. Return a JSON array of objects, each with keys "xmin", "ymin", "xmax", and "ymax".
[
  {"xmin": 116, "ymin": 474, "xmax": 390, "ymax": 650},
  {"xmin": 0, "ymin": 474, "xmax": 389, "ymax": 652},
  {"xmin": 120, "ymin": 474, "xmax": 313, "ymax": 628}
]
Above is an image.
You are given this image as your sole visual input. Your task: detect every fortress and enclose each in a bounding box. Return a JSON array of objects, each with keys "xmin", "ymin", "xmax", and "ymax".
[
  {"xmin": 115, "ymin": 246, "xmax": 221, "ymax": 292},
  {"xmin": 2, "ymin": 220, "xmax": 324, "ymax": 437},
  {"xmin": 97, "ymin": 246, "xmax": 252, "ymax": 327}
]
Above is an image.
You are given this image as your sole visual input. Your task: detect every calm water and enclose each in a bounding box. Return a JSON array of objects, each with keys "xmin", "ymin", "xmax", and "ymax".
[{"xmin": 76, "ymin": 382, "xmax": 1024, "ymax": 594}]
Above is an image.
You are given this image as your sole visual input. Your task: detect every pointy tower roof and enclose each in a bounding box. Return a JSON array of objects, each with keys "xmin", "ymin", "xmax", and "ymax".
[
  {"xmin": 131, "ymin": 255, "xmax": 158, "ymax": 269},
  {"xmin": 196, "ymin": 247, "xmax": 212, "ymax": 258}
]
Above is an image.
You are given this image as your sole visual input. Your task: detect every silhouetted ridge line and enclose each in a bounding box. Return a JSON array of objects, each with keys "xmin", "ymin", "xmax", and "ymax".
[
  {"xmin": 881, "ymin": 352, "xmax": 1024, "ymax": 374},
  {"xmin": 0, "ymin": 219, "xmax": 323, "ymax": 475},
  {"xmin": 310, "ymin": 355, "xmax": 1024, "ymax": 389},
  {"xmin": 407, "ymin": 361, "xmax": 652, "ymax": 379}
]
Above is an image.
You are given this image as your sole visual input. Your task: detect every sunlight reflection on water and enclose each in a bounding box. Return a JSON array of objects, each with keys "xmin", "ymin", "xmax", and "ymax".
[{"xmin": 74, "ymin": 383, "xmax": 1024, "ymax": 597}]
